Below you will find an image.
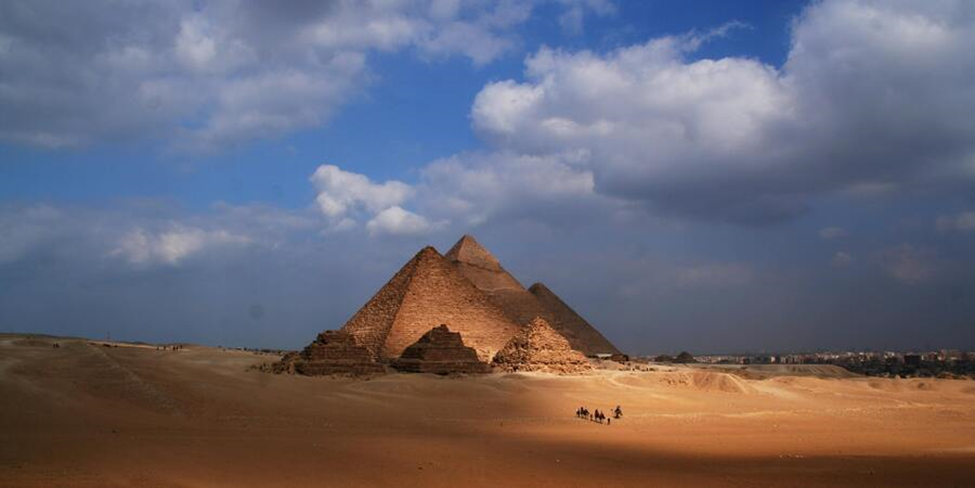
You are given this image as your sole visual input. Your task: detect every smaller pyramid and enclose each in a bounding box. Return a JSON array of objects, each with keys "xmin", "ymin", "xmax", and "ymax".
[
  {"xmin": 275, "ymin": 330, "xmax": 384, "ymax": 375},
  {"xmin": 492, "ymin": 317, "xmax": 592, "ymax": 374},
  {"xmin": 391, "ymin": 324, "xmax": 491, "ymax": 375}
]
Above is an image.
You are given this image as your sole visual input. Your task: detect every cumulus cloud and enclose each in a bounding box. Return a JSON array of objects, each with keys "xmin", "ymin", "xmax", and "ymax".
[
  {"xmin": 936, "ymin": 211, "xmax": 975, "ymax": 232},
  {"xmin": 365, "ymin": 206, "xmax": 439, "ymax": 236},
  {"xmin": 310, "ymin": 165, "xmax": 413, "ymax": 220},
  {"xmin": 465, "ymin": 0, "xmax": 975, "ymax": 224},
  {"xmin": 417, "ymin": 151, "xmax": 598, "ymax": 226},
  {"xmin": 112, "ymin": 225, "xmax": 250, "ymax": 266},
  {"xmin": 309, "ymin": 163, "xmax": 450, "ymax": 236},
  {"xmin": 0, "ymin": 0, "xmax": 609, "ymax": 151}
]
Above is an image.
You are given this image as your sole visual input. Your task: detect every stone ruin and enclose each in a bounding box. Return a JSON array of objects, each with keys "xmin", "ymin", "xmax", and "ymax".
[
  {"xmin": 274, "ymin": 330, "xmax": 384, "ymax": 375},
  {"xmin": 391, "ymin": 324, "xmax": 491, "ymax": 375},
  {"xmin": 492, "ymin": 317, "xmax": 592, "ymax": 374},
  {"xmin": 272, "ymin": 235, "xmax": 621, "ymax": 376}
]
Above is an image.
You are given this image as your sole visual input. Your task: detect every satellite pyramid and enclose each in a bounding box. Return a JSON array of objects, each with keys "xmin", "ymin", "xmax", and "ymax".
[
  {"xmin": 446, "ymin": 235, "xmax": 620, "ymax": 356},
  {"xmin": 339, "ymin": 246, "xmax": 521, "ymax": 362},
  {"xmin": 492, "ymin": 317, "xmax": 592, "ymax": 373},
  {"xmin": 391, "ymin": 324, "xmax": 491, "ymax": 375},
  {"xmin": 275, "ymin": 330, "xmax": 384, "ymax": 375}
]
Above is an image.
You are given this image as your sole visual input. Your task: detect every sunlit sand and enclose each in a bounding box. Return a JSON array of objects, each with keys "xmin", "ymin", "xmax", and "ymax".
[{"xmin": 2, "ymin": 335, "xmax": 973, "ymax": 487}]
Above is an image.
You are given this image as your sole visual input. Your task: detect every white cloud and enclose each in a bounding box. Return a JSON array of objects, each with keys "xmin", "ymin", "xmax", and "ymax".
[
  {"xmin": 112, "ymin": 224, "xmax": 250, "ymax": 266},
  {"xmin": 465, "ymin": 0, "xmax": 975, "ymax": 224},
  {"xmin": 418, "ymin": 151, "xmax": 597, "ymax": 226},
  {"xmin": 365, "ymin": 206, "xmax": 438, "ymax": 236},
  {"xmin": 0, "ymin": 0, "xmax": 606, "ymax": 151},
  {"xmin": 310, "ymin": 164, "xmax": 414, "ymax": 220},
  {"xmin": 936, "ymin": 211, "xmax": 975, "ymax": 232},
  {"xmin": 819, "ymin": 227, "xmax": 847, "ymax": 240}
]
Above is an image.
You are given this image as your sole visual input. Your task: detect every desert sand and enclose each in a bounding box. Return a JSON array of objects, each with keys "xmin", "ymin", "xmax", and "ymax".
[{"xmin": 2, "ymin": 334, "xmax": 974, "ymax": 487}]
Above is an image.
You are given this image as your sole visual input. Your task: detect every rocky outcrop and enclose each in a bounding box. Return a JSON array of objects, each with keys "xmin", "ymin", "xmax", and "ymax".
[
  {"xmin": 391, "ymin": 325, "xmax": 490, "ymax": 375},
  {"xmin": 492, "ymin": 317, "xmax": 592, "ymax": 374},
  {"xmin": 274, "ymin": 330, "xmax": 384, "ymax": 375}
]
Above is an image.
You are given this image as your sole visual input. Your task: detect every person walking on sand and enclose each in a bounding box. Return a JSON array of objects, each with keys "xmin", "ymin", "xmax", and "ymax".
[{"xmin": 614, "ymin": 405, "xmax": 622, "ymax": 419}]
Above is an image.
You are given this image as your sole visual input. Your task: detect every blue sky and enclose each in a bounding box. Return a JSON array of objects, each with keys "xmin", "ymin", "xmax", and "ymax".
[{"xmin": 2, "ymin": 0, "xmax": 974, "ymax": 353}]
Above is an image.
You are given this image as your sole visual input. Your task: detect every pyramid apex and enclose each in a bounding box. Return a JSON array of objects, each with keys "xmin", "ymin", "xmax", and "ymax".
[
  {"xmin": 445, "ymin": 234, "xmax": 501, "ymax": 270},
  {"xmin": 416, "ymin": 246, "xmax": 443, "ymax": 258}
]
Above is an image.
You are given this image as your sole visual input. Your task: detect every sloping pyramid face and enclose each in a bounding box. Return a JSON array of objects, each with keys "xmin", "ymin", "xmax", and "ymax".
[
  {"xmin": 528, "ymin": 282, "xmax": 621, "ymax": 356},
  {"xmin": 446, "ymin": 235, "xmax": 622, "ymax": 357},
  {"xmin": 391, "ymin": 324, "xmax": 491, "ymax": 374},
  {"xmin": 445, "ymin": 235, "xmax": 556, "ymax": 327},
  {"xmin": 341, "ymin": 246, "xmax": 522, "ymax": 362},
  {"xmin": 492, "ymin": 317, "xmax": 592, "ymax": 373}
]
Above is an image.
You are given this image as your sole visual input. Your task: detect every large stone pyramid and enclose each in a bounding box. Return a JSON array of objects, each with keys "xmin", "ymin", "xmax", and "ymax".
[
  {"xmin": 492, "ymin": 317, "xmax": 592, "ymax": 373},
  {"xmin": 528, "ymin": 282, "xmax": 621, "ymax": 356},
  {"xmin": 340, "ymin": 246, "xmax": 522, "ymax": 362},
  {"xmin": 391, "ymin": 324, "xmax": 491, "ymax": 375},
  {"xmin": 445, "ymin": 235, "xmax": 553, "ymax": 326},
  {"xmin": 446, "ymin": 235, "xmax": 620, "ymax": 356},
  {"xmin": 284, "ymin": 235, "xmax": 622, "ymax": 376}
]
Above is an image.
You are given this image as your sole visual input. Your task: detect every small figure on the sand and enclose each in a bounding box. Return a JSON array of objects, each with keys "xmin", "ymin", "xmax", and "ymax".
[
  {"xmin": 614, "ymin": 405, "xmax": 622, "ymax": 419},
  {"xmin": 607, "ymin": 417, "xmax": 611, "ymax": 426}
]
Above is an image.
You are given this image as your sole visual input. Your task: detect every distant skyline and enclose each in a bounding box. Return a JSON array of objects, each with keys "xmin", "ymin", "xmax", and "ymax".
[{"xmin": 2, "ymin": 0, "xmax": 975, "ymax": 354}]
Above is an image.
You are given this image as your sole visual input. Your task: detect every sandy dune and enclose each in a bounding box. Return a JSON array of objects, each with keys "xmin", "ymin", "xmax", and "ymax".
[{"xmin": 2, "ymin": 334, "xmax": 974, "ymax": 487}]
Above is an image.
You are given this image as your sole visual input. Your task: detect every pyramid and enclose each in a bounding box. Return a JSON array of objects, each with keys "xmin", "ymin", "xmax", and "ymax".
[
  {"xmin": 391, "ymin": 324, "xmax": 491, "ymax": 375},
  {"xmin": 274, "ymin": 330, "xmax": 384, "ymax": 375},
  {"xmin": 340, "ymin": 246, "xmax": 522, "ymax": 362},
  {"xmin": 528, "ymin": 282, "xmax": 621, "ymax": 356},
  {"xmin": 446, "ymin": 235, "xmax": 621, "ymax": 356},
  {"xmin": 492, "ymin": 317, "xmax": 592, "ymax": 373},
  {"xmin": 445, "ymin": 235, "xmax": 557, "ymax": 328}
]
